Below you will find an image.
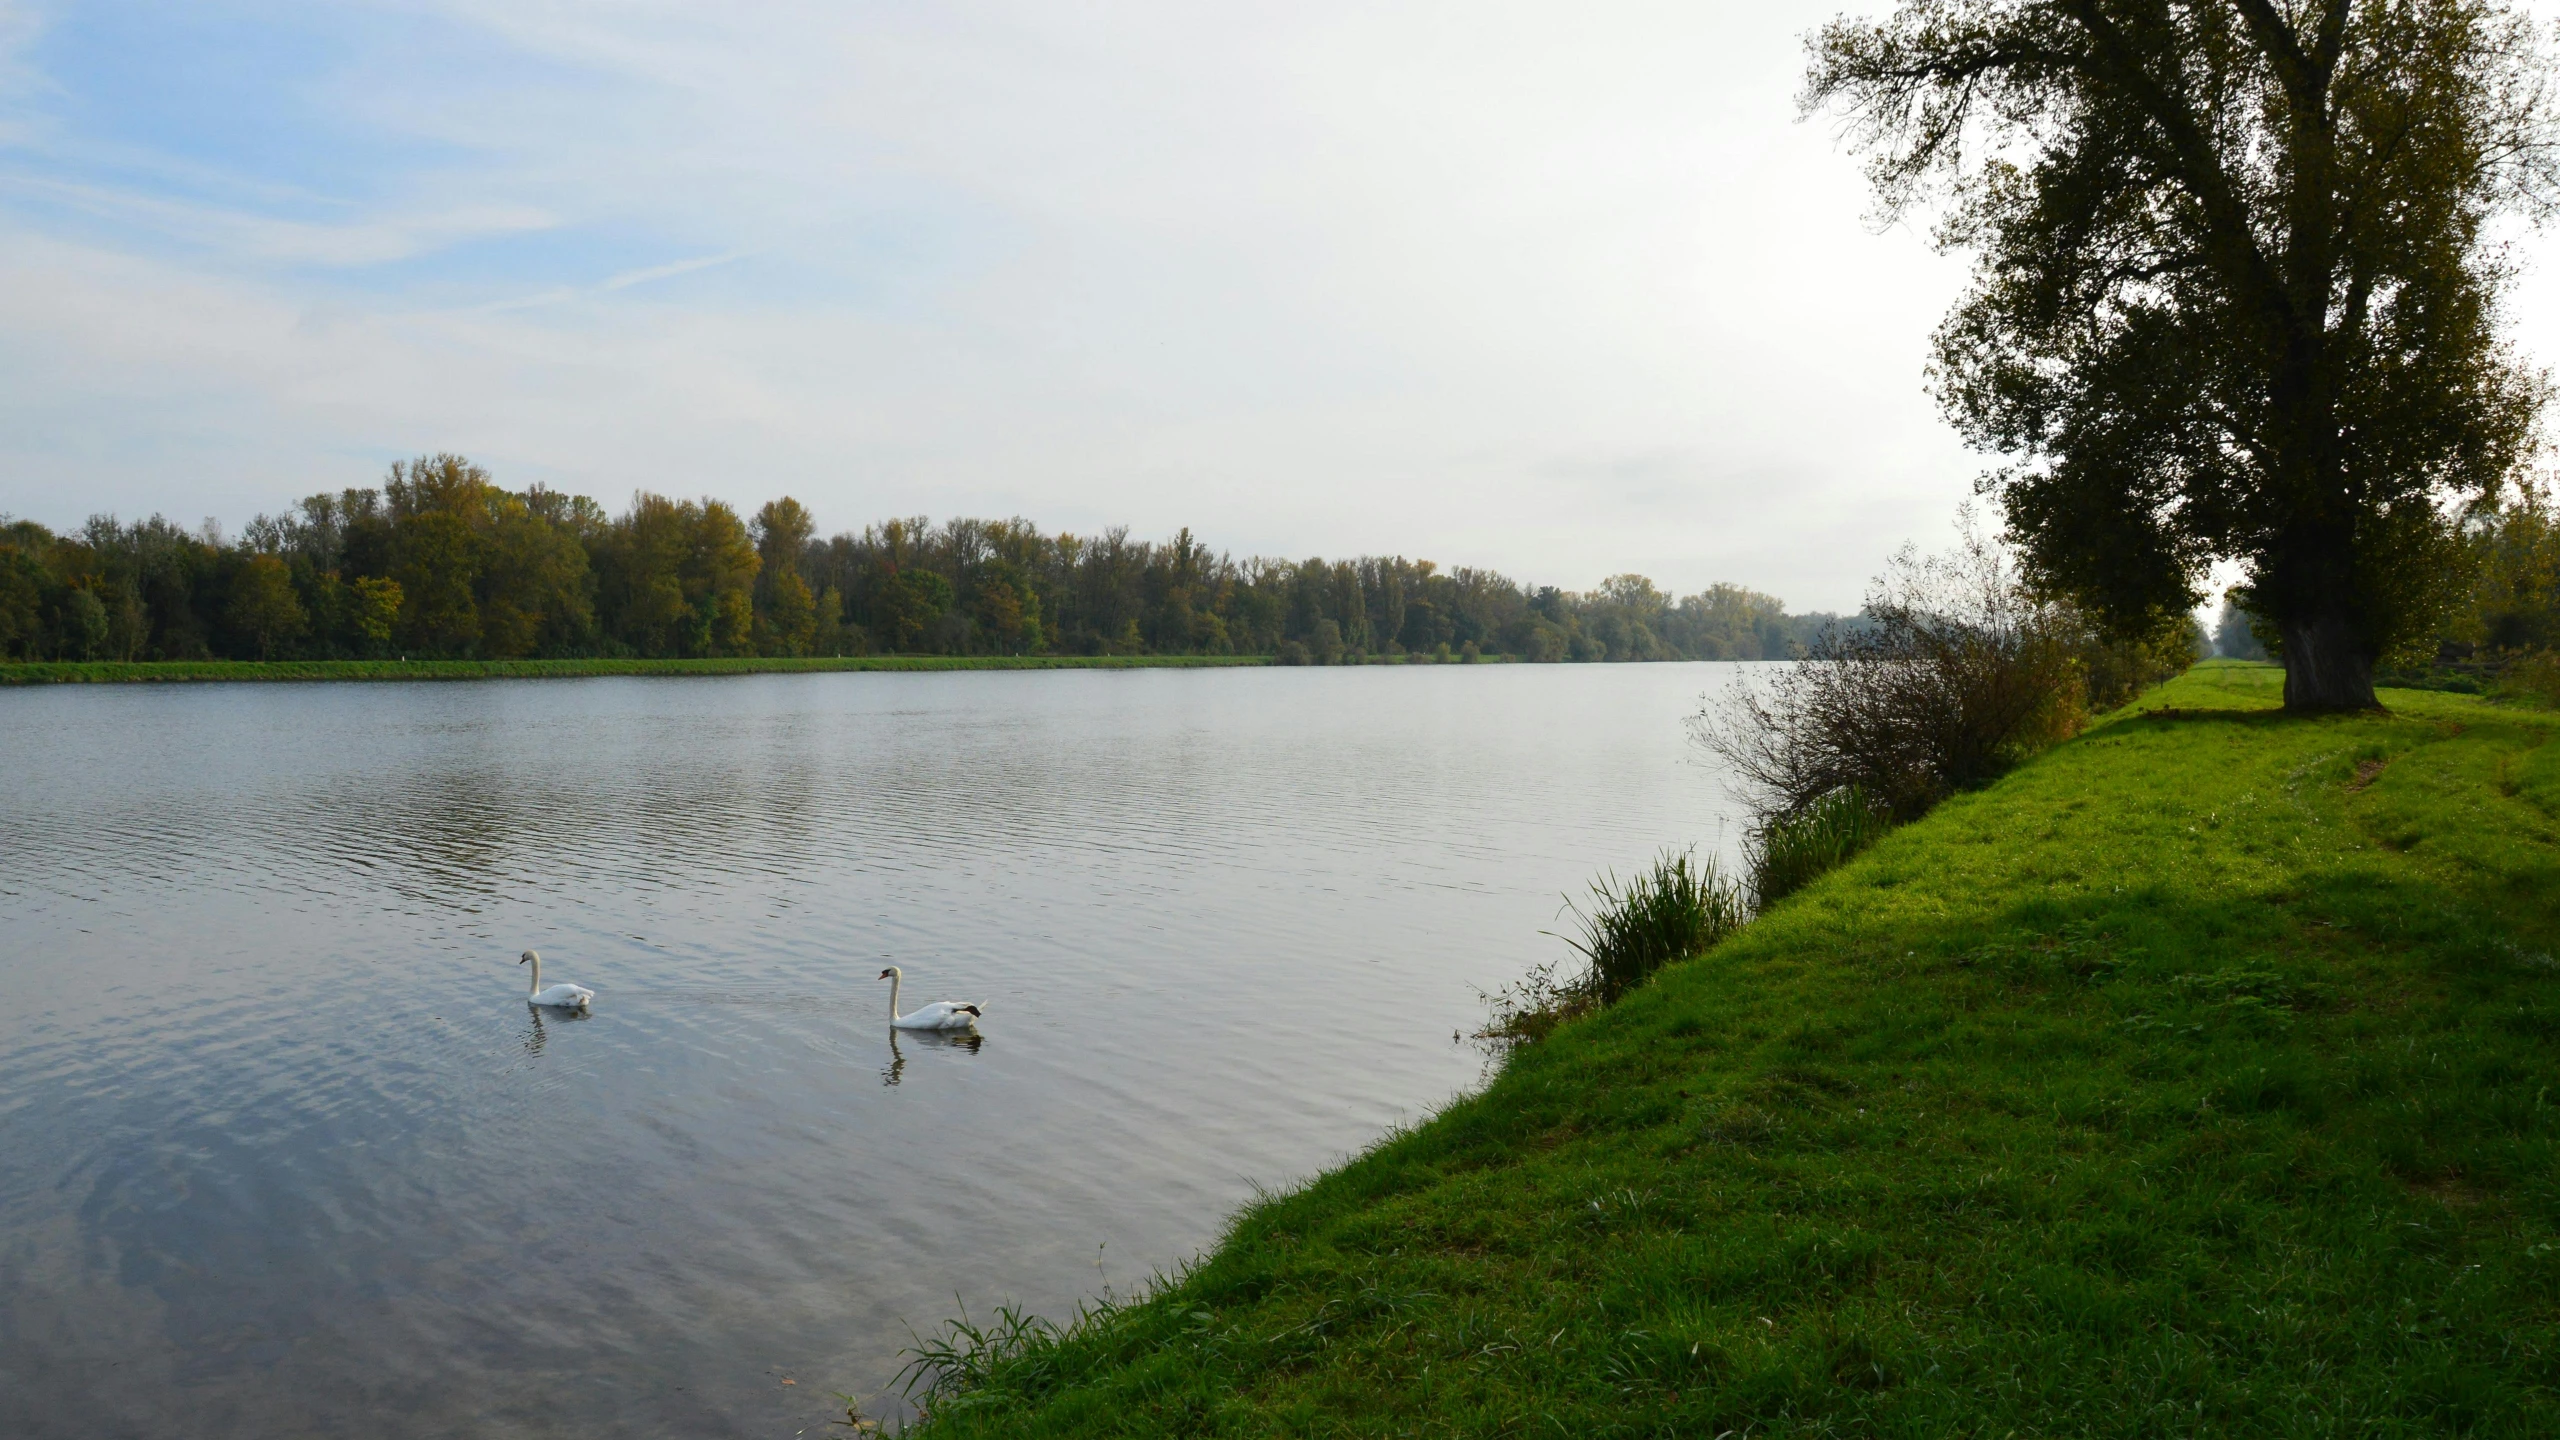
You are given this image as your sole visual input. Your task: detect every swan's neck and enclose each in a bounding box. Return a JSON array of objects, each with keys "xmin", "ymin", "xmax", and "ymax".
[
  {"xmin": 887, "ymin": 971, "xmax": 903, "ymax": 1022},
  {"xmin": 526, "ymin": 956, "xmax": 541, "ymax": 997}
]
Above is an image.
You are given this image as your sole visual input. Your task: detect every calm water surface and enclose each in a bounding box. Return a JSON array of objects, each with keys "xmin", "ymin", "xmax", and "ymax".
[{"xmin": 0, "ymin": 664, "xmax": 1749, "ymax": 1437}]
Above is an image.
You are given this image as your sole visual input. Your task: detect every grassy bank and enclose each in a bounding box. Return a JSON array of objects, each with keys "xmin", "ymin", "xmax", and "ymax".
[
  {"xmin": 0, "ymin": 654, "xmax": 1276, "ymax": 685},
  {"xmin": 906, "ymin": 661, "xmax": 2560, "ymax": 1436}
]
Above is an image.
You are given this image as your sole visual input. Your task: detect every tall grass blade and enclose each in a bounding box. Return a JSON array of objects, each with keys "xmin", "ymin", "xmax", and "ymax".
[
  {"xmin": 1748, "ymin": 786, "xmax": 1892, "ymax": 908},
  {"xmin": 1557, "ymin": 848, "xmax": 1750, "ymax": 1003}
]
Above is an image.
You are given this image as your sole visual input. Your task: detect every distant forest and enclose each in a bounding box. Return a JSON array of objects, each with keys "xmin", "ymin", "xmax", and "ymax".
[{"xmin": 0, "ymin": 455, "xmax": 1836, "ymax": 665}]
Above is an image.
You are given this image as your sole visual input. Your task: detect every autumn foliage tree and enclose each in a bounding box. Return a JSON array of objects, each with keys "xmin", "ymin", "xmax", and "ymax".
[
  {"xmin": 2, "ymin": 460, "xmax": 1853, "ymax": 665},
  {"xmin": 751, "ymin": 497, "xmax": 819, "ymax": 657},
  {"xmin": 226, "ymin": 554, "xmax": 308, "ymax": 659},
  {"xmin": 1808, "ymin": 0, "xmax": 2559, "ymax": 709}
]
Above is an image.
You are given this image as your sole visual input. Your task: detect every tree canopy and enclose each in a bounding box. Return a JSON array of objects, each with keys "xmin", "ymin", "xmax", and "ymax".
[
  {"xmin": 0, "ymin": 456, "xmax": 1841, "ymax": 667},
  {"xmin": 1807, "ymin": 0, "xmax": 2560, "ymax": 709}
]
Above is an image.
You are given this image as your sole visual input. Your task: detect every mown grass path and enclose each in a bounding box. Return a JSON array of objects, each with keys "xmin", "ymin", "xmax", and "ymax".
[
  {"xmin": 911, "ymin": 662, "xmax": 2560, "ymax": 1437},
  {"xmin": 0, "ymin": 654, "xmax": 1273, "ymax": 685}
]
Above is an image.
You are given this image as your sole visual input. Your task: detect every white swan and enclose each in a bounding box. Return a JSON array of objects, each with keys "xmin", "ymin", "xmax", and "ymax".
[
  {"xmin": 520, "ymin": 950, "xmax": 595, "ymax": 1009},
  {"xmin": 880, "ymin": 966, "xmax": 981, "ymax": 1030}
]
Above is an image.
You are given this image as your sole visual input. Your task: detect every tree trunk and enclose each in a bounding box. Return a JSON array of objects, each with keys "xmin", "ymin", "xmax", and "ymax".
[{"xmin": 2279, "ymin": 612, "xmax": 2378, "ymax": 711}]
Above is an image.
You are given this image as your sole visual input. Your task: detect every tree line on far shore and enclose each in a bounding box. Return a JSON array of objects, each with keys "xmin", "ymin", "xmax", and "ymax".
[{"xmin": 0, "ymin": 455, "xmax": 1839, "ymax": 666}]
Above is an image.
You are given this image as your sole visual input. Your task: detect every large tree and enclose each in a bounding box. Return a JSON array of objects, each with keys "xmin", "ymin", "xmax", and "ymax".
[{"xmin": 1808, "ymin": 0, "xmax": 2558, "ymax": 709}]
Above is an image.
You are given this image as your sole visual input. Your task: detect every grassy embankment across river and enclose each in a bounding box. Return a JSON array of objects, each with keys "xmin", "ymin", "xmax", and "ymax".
[
  {"xmin": 0, "ymin": 654, "xmax": 1280, "ymax": 685},
  {"xmin": 906, "ymin": 661, "xmax": 2560, "ymax": 1436}
]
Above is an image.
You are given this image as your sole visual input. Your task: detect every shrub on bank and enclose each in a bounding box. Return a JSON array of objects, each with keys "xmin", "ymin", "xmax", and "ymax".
[
  {"xmin": 1697, "ymin": 521, "xmax": 2193, "ymax": 906},
  {"xmin": 2501, "ymin": 650, "xmax": 2560, "ymax": 707},
  {"xmin": 1482, "ymin": 528, "xmax": 2163, "ymax": 1052},
  {"xmin": 2077, "ymin": 614, "xmax": 2206, "ymax": 710},
  {"xmin": 1697, "ymin": 526, "xmax": 2087, "ymax": 825}
]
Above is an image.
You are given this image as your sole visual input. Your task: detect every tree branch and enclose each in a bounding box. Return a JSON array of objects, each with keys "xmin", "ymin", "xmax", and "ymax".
[
  {"xmin": 2060, "ymin": 0, "xmax": 2295, "ymax": 327},
  {"xmin": 2230, "ymin": 0, "xmax": 2321, "ymax": 109},
  {"xmin": 2311, "ymin": 0, "xmax": 2353, "ymax": 74}
]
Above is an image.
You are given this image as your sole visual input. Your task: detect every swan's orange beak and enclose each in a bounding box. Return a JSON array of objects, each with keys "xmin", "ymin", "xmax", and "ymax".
[{"xmin": 877, "ymin": 969, "xmax": 893, "ymax": 979}]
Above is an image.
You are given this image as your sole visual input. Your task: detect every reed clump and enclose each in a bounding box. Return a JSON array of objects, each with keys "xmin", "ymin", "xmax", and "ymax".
[
  {"xmin": 1479, "ymin": 849, "xmax": 1748, "ymax": 1047},
  {"xmin": 1563, "ymin": 849, "xmax": 1750, "ymax": 1001},
  {"xmin": 1746, "ymin": 785, "xmax": 1893, "ymax": 907}
]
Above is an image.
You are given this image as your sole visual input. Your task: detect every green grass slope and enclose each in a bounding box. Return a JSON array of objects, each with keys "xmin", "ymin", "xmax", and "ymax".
[
  {"xmin": 912, "ymin": 662, "xmax": 2560, "ymax": 1437},
  {"xmin": 0, "ymin": 654, "xmax": 1271, "ymax": 685}
]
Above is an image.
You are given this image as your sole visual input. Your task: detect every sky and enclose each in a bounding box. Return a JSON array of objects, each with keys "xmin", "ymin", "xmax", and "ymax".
[{"xmin": 0, "ymin": 3, "xmax": 2553, "ymax": 611}]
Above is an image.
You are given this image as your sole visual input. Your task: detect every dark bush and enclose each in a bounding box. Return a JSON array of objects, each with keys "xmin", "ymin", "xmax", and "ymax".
[
  {"xmin": 2079, "ymin": 614, "xmax": 2206, "ymax": 711},
  {"xmin": 1696, "ymin": 525, "xmax": 2087, "ymax": 824},
  {"xmin": 2502, "ymin": 651, "xmax": 2560, "ymax": 708}
]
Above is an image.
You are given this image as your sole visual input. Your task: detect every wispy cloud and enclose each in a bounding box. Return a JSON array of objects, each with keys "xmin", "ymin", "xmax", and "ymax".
[
  {"xmin": 459, "ymin": 249, "xmax": 750, "ymax": 316},
  {"xmin": 0, "ymin": 171, "xmax": 555, "ymax": 265},
  {"xmin": 598, "ymin": 250, "xmax": 745, "ymax": 290}
]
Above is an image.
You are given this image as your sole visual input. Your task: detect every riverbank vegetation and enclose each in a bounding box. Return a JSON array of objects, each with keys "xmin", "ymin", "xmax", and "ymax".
[
  {"xmin": 0, "ymin": 456, "xmax": 1835, "ymax": 668},
  {"xmin": 897, "ymin": 663, "xmax": 2560, "ymax": 1435},
  {"xmin": 1479, "ymin": 529, "xmax": 2174, "ymax": 1056},
  {"xmin": 1744, "ymin": 787, "xmax": 1894, "ymax": 910},
  {"xmin": 0, "ymin": 654, "xmax": 1273, "ymax": 686},
  {"xmin": 1477, "ymin": 850, "xmax": 1752, "ymax": 1051},
  {"xmin": 1479, "ymin": 528, "xmax": 2193, "ymax": 1060},
  {"xmin": 1698, "ymin": 525, "xmax": 2196, "ymax": 912},
  {"xmin": 1703, "ymin": 527, "xmax": 2171, "ymax": 825}
]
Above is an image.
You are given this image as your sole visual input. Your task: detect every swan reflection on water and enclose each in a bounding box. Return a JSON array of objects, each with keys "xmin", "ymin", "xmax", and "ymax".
[
  {"xmin": 881, "ymin": 1026, "xmax": 983, "ymax": 1086},
  {"xmin": 518, "ymin": 1004, "xmax": 593, "ymax": 1057}
]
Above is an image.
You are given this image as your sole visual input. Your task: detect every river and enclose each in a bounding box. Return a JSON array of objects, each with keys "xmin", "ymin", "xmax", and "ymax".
[{"xmin": 0, "ymin": 663, "xmax": 1751, "ymax": 1436}]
